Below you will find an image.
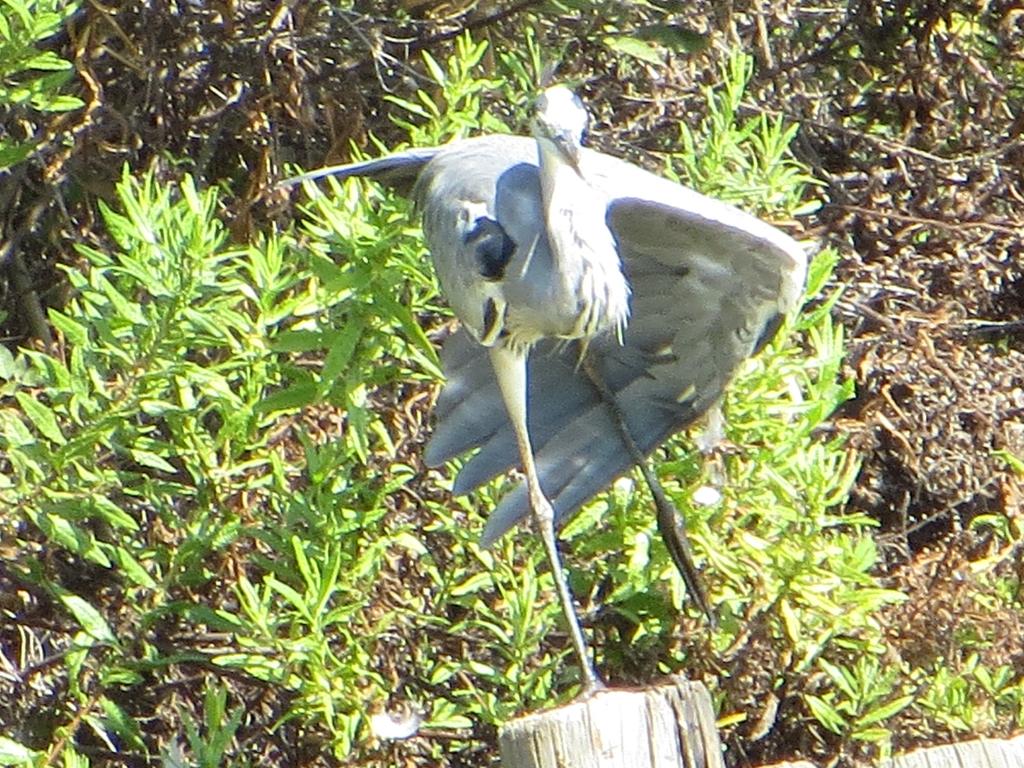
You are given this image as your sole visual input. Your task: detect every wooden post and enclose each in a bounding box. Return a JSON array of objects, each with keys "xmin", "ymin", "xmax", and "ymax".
[
  {"xmin": 498, "ymin": 677, "xmax": 723, "ymax": 768},
  {"xmin": 882, "ymin": 736, "xmax": 1024, "ymax": 768}
]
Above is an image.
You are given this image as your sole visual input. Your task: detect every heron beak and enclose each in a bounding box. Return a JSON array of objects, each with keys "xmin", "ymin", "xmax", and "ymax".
[{"xmin": 553, "ymin": 132, "xmax": 583, "ymax": 174}]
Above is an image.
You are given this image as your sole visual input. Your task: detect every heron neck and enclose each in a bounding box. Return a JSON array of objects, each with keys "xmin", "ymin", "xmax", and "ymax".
[
  {"xmin": 535, "ymin": 139, "xmax": 631, "ymax": 338},
  {"xmin": 536, "ymin": 141, "xmax": 614, "ymax": 267}
]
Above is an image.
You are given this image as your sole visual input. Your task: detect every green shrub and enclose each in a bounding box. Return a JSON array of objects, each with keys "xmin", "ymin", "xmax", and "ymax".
[{"xmin": 0, "ymin": 0, "xmax": 83, "ymax": 169}]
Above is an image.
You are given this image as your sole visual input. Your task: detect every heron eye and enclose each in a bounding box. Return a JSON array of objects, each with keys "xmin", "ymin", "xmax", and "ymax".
[{"xmin": 465, "ymin": 217, "xmax": 515, "ymax": 281}]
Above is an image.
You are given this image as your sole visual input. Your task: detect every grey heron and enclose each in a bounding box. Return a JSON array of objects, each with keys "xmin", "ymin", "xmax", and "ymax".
[{"xmin": 282, "ymin": 86, "xmax": 807, "ymax": 694}]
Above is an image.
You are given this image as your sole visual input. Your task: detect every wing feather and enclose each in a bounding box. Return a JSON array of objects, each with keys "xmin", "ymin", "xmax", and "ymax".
[{"xmin": 280, "ymin": 147, "xmax": 442, "ymax": 193}]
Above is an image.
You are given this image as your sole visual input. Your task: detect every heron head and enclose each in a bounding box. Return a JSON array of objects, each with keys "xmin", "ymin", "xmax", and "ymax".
[{"xmin": 531, "ymin": 85, "xmax": 589, "ymax": 172}]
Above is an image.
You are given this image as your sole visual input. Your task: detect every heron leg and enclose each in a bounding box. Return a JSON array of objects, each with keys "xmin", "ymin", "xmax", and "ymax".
[
  {"xmin": 581, "ymin": 354, "xmax": 716, "ymax": 627},
  {"xmin": 489, "ymin": 345, "xmax": 604, "ymax": 695}
]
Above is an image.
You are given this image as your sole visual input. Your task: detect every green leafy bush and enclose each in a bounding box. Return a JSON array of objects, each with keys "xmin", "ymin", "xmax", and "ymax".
[
  {"xmin": 5, "ymin": 31, "xmax": 1021, "ymax": 768},
  {"xmin": 0, "ymin": 0, "xmax": 83, "ymax": 169}
]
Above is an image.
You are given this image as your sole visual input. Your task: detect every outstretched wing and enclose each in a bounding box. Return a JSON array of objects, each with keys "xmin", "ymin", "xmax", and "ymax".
[
  {"xmin": 285, "ymin": 137, "xmax": 806, "ymax": 545},
  {"xmin": 424, "ymin": 147, "xmax": 807, "ymax": 545}
]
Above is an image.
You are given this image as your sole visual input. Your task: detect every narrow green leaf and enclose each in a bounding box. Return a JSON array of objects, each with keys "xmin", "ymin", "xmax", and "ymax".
[
  {"xmin": 633, "ymin": 23, "xmax": 708, "ymax": 52},
  {"xmin": 851, "ymin": 726, "xmax": 891, "ymax": 742},
  {"xmin": 373, "ymin": 292, "xmax": 440, "ymax": 373},
  {"xmin": 98, "ymin": 271, "xmax": 145, "ymax": 322},
  {"xmin": 603, "ymin": 36, "xmax": 664, "ymax": 65},
  {"xmin": 257, "ymin": 381, "xmax": 318, "ymax": 413},
  {"xmin": 0, "ymin": 346, "xmax": 15, "ymax": 380},
  {"xmin": 392, "ymin": 531, "xmax": 428, "ymax": 557},
  {"xmin": 52, "ymin": 586, "xmax": 116, "ymax": 644},
  {"xmin": 321, "ymin": 321, "xmax": 363, "ymax": 384},
  {"xmin": 91, "ymin": 496, "xmax": 140, "ymax": 532},
  {"xmin": 428, "ymin": 712, "xmax": 472, "ymax": 730},
  {"xmin": 0, "ymin": 735, "xmax": 38, "ymax": 765},
  {"xmin": 40, "ymin": 93, "xmax": 83, "ymax": 112},
  {"xmin": 129, "ymin": 448, "xmax": 177, "ymax": 474},
  {"xmin": 995, "ymin": 449, "xmax": 1024, "ymax": 474},
  {"xmin": 266, "ymin": 575, "xmax": 305, "ymax": 612},
  {"xmin": 0, "ymin": 139, "xmax": 33, "ymax": 170},
  {"xmin": 183, "ymin": 604, "xmax": 245, "ymax": 633},
  {"xmin": 14, "ymin": 391, "xmax": 66, "ymax": 444},
  {"xmin": 291, "ymin": 536, "xmax": 315, "ymax": 591},
  {"xmin": 112, "ymin": 547, "xmax": 157, "ymax": 589},
  {"xmin": 450, "ymin": 571, "xmax": 492, "ymax": 598},
  {"xmin": 49, "ymin": 309, "xmax": 90, "ymax": 345},
  {"xmin": 778, "ymin": 597, "xmax": 801, "ymax": 644},
  {"xmin": 804, "ymin": 694, "xmax": 846, "ymax": 734},
  {"xmin": 99, "ymin": 696, "xmax": 147, "ymax": 751},
  {"xmin": 856, "ymin": 694, "xmax": 915, "ymax": 727},
  {"xmin": 23, "ymin": 50, "xmax": 71, "ymax": 71},
  {"xmin": 271, "ymin": 329, "xmax": 328, "ymax": 353},
  {"xmin": 38, "ymin": 513, "xmax": 111, "ymax": 567},
  {"xmin": 307, "ymin": 252, "xmax": 351, "ymax": 290},
  {"xmin": 422, "ymin": 50, "xmax": 447, "ymax": 85},
  {"xmin": 819, "ymin": 658, "xmax": 858, "ymax": 700},
  {"xmin": 208, "ymin": 705, "xmax": 243, "ymax": 762},
  {"xmin": 204, "ymin": 684, "xmax": 227, "ymax": 729},
  {"xmin": 383, "ymin": 94, "xmax": 431, "ymax": 119},
  {"xmin": 2, "ymin": 0, "xmax": 32, "ymax": 31},
  {"xmin": 0, "ymin": 408, "xmax": 34, "ymax": 446}
]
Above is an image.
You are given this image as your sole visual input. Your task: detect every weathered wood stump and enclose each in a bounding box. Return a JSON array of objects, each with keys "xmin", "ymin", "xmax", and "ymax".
[
  {"xmin": 882, "ymin": 735, "xmax": 1024, "ymax": 768},
  {"xmin": 498, "ymin": 677, "xmax": 723, "ymax": 768}
]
